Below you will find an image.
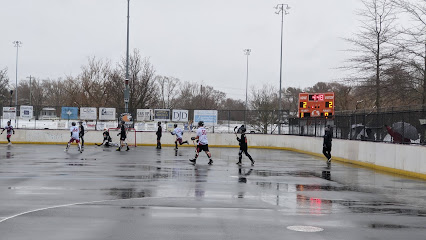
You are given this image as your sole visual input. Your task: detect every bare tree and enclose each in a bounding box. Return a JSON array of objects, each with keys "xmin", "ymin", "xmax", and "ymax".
[
  {"xmin": 156, "ymin": 76, "xmax": 180, "ymax": 109},
  {"xmin": 78, "ymin": 57, "xmax": 112, "ymax": 107},
  {"xmin": 119, "ymin": 49, "xmax": 159, "ymax": 111},
  {"xmin": 392, "ymin": 0, "xmax": 426, "ymax": 104},
  {"xmin": 0, "ymin": 68, "xmax": 10, "ymax": 106},
  {"xmin": 282, "ymin": 87, "xmax": 302, "ymax": 116},
  {"xmin": 342, "ymin": 0, "xmax": 399, "ymax": 109},
  {"xmin": 174, "ymin": 82, "xmax": 226, "ymax": 110},
  {"xmin": 248, "ymin": 84, "xmax": 279, "ymax": 134}
]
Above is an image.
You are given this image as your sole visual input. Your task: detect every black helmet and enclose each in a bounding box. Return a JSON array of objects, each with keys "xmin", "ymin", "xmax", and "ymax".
[
  {"xmin": 240, "ymin": 125, "xmax": 246, "ymax": 133},
  {"xmin": 174, "ymin": 124, "xmax": 177, "ymax": 128},
  {"xmin": 198, "ymin": 121, "xmax": 204, "ymax": 127},
  {"xmin": 158, "ymin": 121, "xmax": 161, "ymax": 126},
  {"xmin": 72, "ymin": 122, "xmax": 76, "ymax": 126}
]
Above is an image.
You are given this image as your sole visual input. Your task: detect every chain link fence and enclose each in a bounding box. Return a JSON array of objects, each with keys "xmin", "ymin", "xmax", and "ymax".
[
  {"xmin": 289, "ymin": 105, "xmax": 426, "ymax": 145},
  {"xmin": 1, "ymin": 104, "xmax": 425, "ymax": 144}
]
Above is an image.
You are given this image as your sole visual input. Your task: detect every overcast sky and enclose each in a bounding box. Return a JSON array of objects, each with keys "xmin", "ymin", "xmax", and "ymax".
[{"xmin": 1, "ymin": 0, "xmax": 363, "ymax": 100}]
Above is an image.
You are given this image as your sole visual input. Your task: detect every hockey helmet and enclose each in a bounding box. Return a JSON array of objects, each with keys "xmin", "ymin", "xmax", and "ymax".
[
  {"xmin": 198, "ymin": 121, "xmax": 204, "ymax": 127},
  {"xmin": 72, "ymin": 122, "xmax": 76, "ymax": 126},
  {"xmin": 174, "ymin": 123, "xmax": 178, "ymax": 128}
]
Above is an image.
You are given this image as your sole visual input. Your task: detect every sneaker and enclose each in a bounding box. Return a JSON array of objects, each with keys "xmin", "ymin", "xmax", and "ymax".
[
  {"xmin": 208, "ymin": 159, "xmax": 213, "ymax": 165},
  {"xmin": 327, "ymin": 158, "xmax": 331, "ymax": 163},
  {"xmin": 189, "ymin": 159, "xmax": 196, "ymax": 164},
  {"xmin": 126, "ymin": 146, "xmax": 130, "ymax": 151},
  {"xmin": 116, "ymin": 148, "xmax": 121, "ymax": 151},
  {"xmin": 236, "ymin": 161, "xmax": 242, "ymax": 166},
  {"xmin": 251, "ymin": 160, "xmax": 255, "ymax": 166}
]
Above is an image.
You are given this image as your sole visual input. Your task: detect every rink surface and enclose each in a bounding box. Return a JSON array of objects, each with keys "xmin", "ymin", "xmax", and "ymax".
[{"xmin": 0, "ymin": 144, "xmax": 425, "ymax": 240}]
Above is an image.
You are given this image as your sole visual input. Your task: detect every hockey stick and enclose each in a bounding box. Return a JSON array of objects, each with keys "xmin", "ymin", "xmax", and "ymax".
[{"xmin": 233, "ymin": 126, "xmax": 238, "ymax": 137}]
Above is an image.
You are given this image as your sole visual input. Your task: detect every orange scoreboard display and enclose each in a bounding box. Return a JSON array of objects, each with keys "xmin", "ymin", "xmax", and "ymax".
[{"xmin": 298, "ymin": 92, "xmax": 335, "ymax": 118}]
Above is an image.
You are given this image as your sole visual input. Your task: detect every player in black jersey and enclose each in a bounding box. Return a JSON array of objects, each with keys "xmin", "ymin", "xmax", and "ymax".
[
  {"xmin": 236, "ymin": 125, "xmax": 255, "ymax": 166},
  {"xmin": 116, "ymin": 121, "xmax": 130, "ymax": 151}
]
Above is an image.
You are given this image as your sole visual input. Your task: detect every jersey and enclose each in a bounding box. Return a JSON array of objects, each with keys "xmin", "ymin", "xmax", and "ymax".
[
  {"xmin": 156, "ymin": 126, "xmax": 162, "ymax": 137},
  {"xmin": 196, "ymin": 127, "xmax": 208, "ymax": 145},
  {"xmin": 4, "ymin": 125, "xmax": 14, "ymax": 135},
  {"xmin": 172, "ymin": 127, "xmax": 184, "ymax": 139},
  {"xmin": 70, "ymin": 126, "xmax": 79, "ymax": 139},
  {"xmin": 323, "ymin": 130, "xmax": 332, "ymax": 148},
  {"xmin": 238, "ymin": 133, "xmax": 248, "ymax": 149},
  {"xmin": 79, "ymin": 125, "xmax": 85, "ymax": 137},
  {"xmin": 119, "ymin": 125, "xmax": 127, "ymax": 139}
]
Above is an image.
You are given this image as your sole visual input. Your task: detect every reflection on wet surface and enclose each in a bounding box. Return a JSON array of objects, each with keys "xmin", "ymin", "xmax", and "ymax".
[{"xmin": 1, "ymin": 145, "xmax": 426, "ymax": 239}]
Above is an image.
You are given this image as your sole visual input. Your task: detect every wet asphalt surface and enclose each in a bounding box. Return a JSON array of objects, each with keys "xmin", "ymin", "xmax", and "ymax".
[{"xmin": 0, "ymin": 144, "xmax": 425, "ymax": 240}]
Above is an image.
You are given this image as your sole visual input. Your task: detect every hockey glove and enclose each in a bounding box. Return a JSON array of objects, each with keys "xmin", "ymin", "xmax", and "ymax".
[{"xmin": 191, "ymin": 137, "xmax": 196, "ymax": 141}]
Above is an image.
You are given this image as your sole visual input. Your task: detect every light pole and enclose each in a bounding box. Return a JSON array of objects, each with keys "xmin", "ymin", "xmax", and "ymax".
[
  {"xmin": 243, "ymin": 49, "xmax": 251, "ymax": 124},
  {"xmin": 275, "ymin": 4, "xmax": 290, "ymax": 134},
  {"xmin": 124, "ymin": 0, "xmax": 130, "ymax": 113},
  {"xmin": 27, "ymin": 75, "xmax": 32, "ymax": 105},
  {"xmin": 13, "ymin": 41, "xmax": 22, "ymax": 108}
]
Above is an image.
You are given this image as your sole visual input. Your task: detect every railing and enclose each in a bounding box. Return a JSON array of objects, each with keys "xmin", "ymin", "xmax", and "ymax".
[{"xmin": 1, "ymin": 105, "xmax": 426, "ymax": 144}]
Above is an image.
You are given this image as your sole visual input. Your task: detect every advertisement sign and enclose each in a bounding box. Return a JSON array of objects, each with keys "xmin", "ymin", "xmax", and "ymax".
[
  {"xmin": 154, "ymin": 109, "xmax": 170, "ymax": 121},
  {"xmin": 137, "ymin": 109, "xmax": 153, "ymax": 122},
  {"xmin": 99, "ymin": 108, "xmax": 116, "ymax": 120},
  {"xmin": 2, "ymin": 107, "xmax": 17, "ymax": 119},
  {"xmin": 61, "ymin": 107, "xmax": 78, "ymax": 120},
  {"xmin": 194, "ymin": 110, "xmax": 218, "ymax": 126},
  {"xmin": 172, "ymin": 109, "xmax": 189, "ymax": 122},
  {"xmin": 80, "ymin": 107, "xmax": 97, "ymax": 120},
  {"xmin": 20, "ymin": 105, "xmax": 33, "ymax": 118}
]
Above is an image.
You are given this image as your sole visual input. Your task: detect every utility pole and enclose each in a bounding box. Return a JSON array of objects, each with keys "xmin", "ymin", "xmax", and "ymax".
[
  {"xmin": 275, "ymin": 4, "xmax": 290, "ymax": 134},
  {"xmin": 13, "ymin": 41, "xmax": 22, "ymax": 108},
  {"xmin": 243, "ymin": 49, "xmax": 251, "ymax": 124},
  {"xmin": 26, "ymin": 75, "xmax": 32, "ymax": 105},
  {"xmin": 124, "ymin": 0, "xmax": 130, "ymax": 113}
]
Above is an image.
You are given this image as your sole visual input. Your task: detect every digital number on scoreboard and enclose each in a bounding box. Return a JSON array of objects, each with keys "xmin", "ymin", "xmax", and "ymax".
[{"xmin": 298, "ymin": 92, "xmax": 335, "ymax": 118}]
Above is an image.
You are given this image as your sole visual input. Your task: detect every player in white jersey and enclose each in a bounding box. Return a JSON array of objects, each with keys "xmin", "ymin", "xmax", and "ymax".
[
  {"xmin": 65, "ymin": 122, "xmax": 82, "ymax": 153},
  {"xmin": 189, "ymin": 121, "xmax": 213, "ymax": 165},
  {"xmin": 171, "ymin": 124, "xmax": 189, "ymax": 150},
  {"xmin": 1, "ymin": 121, "xmax": 15, "ymax": 145}
]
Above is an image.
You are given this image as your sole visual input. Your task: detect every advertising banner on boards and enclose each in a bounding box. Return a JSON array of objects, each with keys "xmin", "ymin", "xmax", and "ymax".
[
  {"xmin": 193, "ymin": 110, "xmax": 218, "ymax": 126},
  {"xmin": 154, "ymin": 109, "xmax": 170, "ymax": 121},
  {"xmin": 137, "ymin": 109, "xmax": 153, "ymax": 122},
  {"xmin": 99, "ymin": 108, "xmax": 116, "ymax": 120},
  {"xmin": 20, "ymin": 106, "xmax": 33, "ymax": 118},
  {"xmin": 61, "ymin": 107, "xmax": 79, "ymax": 120},
  {"xmin": 2, "ymin": 107, "xmax": 16, "ymax": 119},
  {"xmin": 172, "ymin": 109, "xmax": 188, "ymax": 122},
  {"xmin": 80, "ymin": 107, "xmax": 97, "ymax": 120}
]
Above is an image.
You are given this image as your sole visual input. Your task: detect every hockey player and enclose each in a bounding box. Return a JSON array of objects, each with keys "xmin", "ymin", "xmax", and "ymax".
[
  {"xmin": 79, "ymin": 121, "xmax": 85, "ymax": 149},
  {"xmin": 189, "ymin": 121, "xmax": 213, "ymax": 165},
  {"xmin": 1, "ymin": 121, "xmax": 15, "ymax": 145},
  {"xmin": 96, "ymin": 128, "xmax": 114, "ymax": 147},
  {"xmin": 323, "ymin": 125, "xmax": 333, "ymax": 166},
  {"xmin": 66, "ymin": 122, "xmax": 82, "ymax": 153},
  {"xmin": 116, "ymin": 121, "xmax": 130, "ymax": 151},
  {"xmin": 156, "ymin": 122, "xmax": 162, "ymax": 149},
  {"xmin": 236, "ymin": 125, "xmax": 255, "ymax": 166},
  {"xmin": 171, "ymin": 123, "xmax": 189, "ymax": 150}
]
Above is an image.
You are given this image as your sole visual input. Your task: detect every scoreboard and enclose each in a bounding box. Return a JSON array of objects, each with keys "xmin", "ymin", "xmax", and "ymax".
[{"xmin": 298, "ymin": 92, "xmax": 335, "ymax": 118}]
